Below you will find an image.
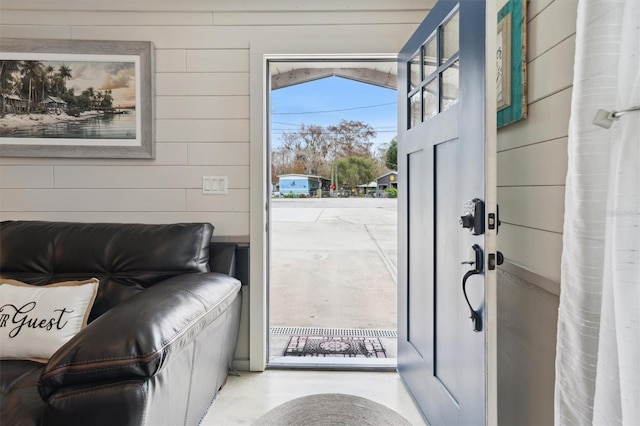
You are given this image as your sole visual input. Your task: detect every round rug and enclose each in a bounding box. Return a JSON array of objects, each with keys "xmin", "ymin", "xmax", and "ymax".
[{"xmin": 252, "ymin": 393, "xmax": 413, "ymax": 426}]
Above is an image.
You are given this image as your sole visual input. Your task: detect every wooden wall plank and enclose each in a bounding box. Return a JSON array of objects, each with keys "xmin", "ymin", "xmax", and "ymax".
[
  {"xmin": 70, "ymin": 23, "xmax": 418, "ymax": 51},
  {"xmin": 156, "ymin": 50, "xmax": 187, "ymax": 72},
  {"xmin": 0, "ymin": 11, "xmax": 213, "ymax": 26},
  {"xmin": 498, "ymin": 138, "xmax": 568, "ymax": 186},
  {"xmin": 156, "ymin": 96, "xmax": 249, "ymax": 119},
  {"xmin": 0, "ymin": 25, "xmax": 70, "ymax": 39},
  {"xmin": 0, "ymin": 211, "xmax": 250, "ymax": 235},
  {"xmin": 528, "ymin": 35, "xmax": 575, "ymax": 103},
  {"xmin": 497, "ymin": 88, "xmax": 572, "ymax": 151},
  {"xmin": 498, "ymin": 186, "xmax": 565, "ymax": 233},
  {"xmin": 0, "ymin": 144, "xmax": 187, "ymax": 166},
  {"xmin": 53, "ymin": 165, "xmax": 250, "ymax": 188},
  {"xmin": 0, "ymin": 166, "xmax": 53, "ymax": 188},
  {"xmin": 528, "ymin": 0, "xmax": 578, "ymax": 60},
  {"xmin": 70, "ymin": 26, "xmax": 250, "ymax": 49},
  {"xmin": 156, "ymin": 119, "xmax": 248, "ymax": 143},
  {"xmin": 186, "ymin": 49, "xmax": 249, "ymax": 73},
  {"xmin": 186, "ymin": 189, "xmax": 249, "ymax": 212},
  {"xmin": 213, "ymin": 11, "xmax": 425, "ymax": 26},
  {"xmin": 0, "ymin": 0, "xmax": 430, "ymax": 13},
  {"xmin": 156, "ymin": 73, "xmax": 249, "ymax": 96},
  {"xmin": 0, "ymin": 189, "xmax": 186, "ymax": 211},
  {"xmin": 499, "ymin": 223, "xmax": 562, "ymax": 282},
  {"xmin": 528, "ymin": 0, "xmax": 554, "ymax": 20},
  {"xmin": 188, "ymin": 143, "xmax": 250, "ymax": 166}
]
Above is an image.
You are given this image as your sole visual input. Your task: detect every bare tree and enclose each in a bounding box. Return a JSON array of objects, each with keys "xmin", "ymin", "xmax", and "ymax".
[
  {"xmin": 272, "ymin": 120, "xmax": 378, "ymax": 182},
  {"xmin": 279, "ymin": 124, "xmax": 331, "ymax": 176},
  {"xmin": 327, "ymin": 120, "xmax": 376, "ymax": 160}
]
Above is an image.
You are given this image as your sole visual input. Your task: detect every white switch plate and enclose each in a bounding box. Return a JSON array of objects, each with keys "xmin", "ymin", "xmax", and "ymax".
[{"xmin": 202, "ymin": 176, "xmax": 228, "ymax": 194}]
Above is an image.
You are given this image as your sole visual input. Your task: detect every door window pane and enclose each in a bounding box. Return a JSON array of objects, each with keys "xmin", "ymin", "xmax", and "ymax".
[
  {"xmin": 410, "ymin": 92, "xmax": 421, "ymax": 128},
  {"xmin": 441, "ymin": 60, "xmax": 459, "ymax": 112},
  {"xmin": 423, "ymin": 78, "xmax": 438, "ymax": 121},
  {"xmin": 423, "ymin": 37, "xmax": 437, "ymax": 79},
  {"xmin": 410, "ymin": 51, "xmax": 421, "ymax": 90},
  {"xmin": 440, "ymin": 11, "xmax": 459, "ymax": 64}
]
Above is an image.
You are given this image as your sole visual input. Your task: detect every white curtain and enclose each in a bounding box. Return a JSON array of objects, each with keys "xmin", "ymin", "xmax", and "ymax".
[{"xmin": 555, "ymin": 0, "xmax": 640, "ymax": 424}]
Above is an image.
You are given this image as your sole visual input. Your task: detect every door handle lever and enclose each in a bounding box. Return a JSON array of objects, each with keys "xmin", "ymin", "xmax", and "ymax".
[{"xmin": 462, "ymin": 244, "xmax": 483, "ymax": 332}]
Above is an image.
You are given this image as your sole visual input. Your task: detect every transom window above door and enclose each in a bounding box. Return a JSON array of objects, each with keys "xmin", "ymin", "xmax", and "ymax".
[{"xmin": 408, "ymin": 8, "xmax": 460, "ymax": 129}]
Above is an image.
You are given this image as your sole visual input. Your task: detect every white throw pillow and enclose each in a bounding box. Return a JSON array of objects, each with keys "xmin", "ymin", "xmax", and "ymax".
[{"xmin": 0, "ymin": 278, "xmax": 99, "ymax": 362}]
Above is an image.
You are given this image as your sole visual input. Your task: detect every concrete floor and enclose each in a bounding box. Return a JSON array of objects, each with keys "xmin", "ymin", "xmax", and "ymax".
[
  {"xmin": 202, "ymin": 370, "xmax": 426, "ymax": 425},
  {"xmin": 268, "ymin": 198, "xmax": 398, "ymax": 364}
]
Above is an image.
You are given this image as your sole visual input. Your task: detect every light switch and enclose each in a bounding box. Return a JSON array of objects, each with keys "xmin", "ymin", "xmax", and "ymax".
[
  {"xmin": 202, "ymin": 176, "xmax": 228, "ymax": 194},
  {"xmin": 218, "ymin": 176, "xmax": 227, "ymax": 193}
]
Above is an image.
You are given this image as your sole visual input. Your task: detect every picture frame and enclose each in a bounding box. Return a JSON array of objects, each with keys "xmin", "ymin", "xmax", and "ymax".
[
  {"xmin": 0, "ymin": 38, "xmax": 155, "ymax": 158},
  {"xmin": 497, "ymin": 13, "xmax": 512, "ymax": 111},
  {"xmin": 497, "ymin": 0, "xmax": 527, "ymax": 128}
]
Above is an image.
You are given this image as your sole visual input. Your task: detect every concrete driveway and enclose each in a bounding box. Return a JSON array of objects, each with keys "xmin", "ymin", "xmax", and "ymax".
[{"xmin": 269, "ymin": 197, "xmax": 398, "ymax": 361}]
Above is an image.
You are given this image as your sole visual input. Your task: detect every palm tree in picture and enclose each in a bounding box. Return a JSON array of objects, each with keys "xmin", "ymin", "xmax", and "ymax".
[
  {"xmin": 44, "ymin": 65, "xmax": 55, "ymax": 97},
  {"xmin": 19, "ymin": 60, "xmax": 44, "ymax": 112},
  {"xmin": 58, "ymin": 64, "xmax": 72, "ymax": 93},
  {"xmin": 39, "ymin": 67, "xmax": 50, "ymax": 104},
  {"xmin": 0, "ymin": 60, "xmax": 19, "ymax": 93}
]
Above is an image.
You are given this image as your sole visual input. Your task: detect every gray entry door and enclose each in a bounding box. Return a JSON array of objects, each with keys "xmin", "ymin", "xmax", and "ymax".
[{"xmin": 397, "ymin": 1, "xmax": 496, "ymax": 425}]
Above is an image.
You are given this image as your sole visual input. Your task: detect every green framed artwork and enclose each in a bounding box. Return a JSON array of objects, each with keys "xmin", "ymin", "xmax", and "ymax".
[{"xmin": 497, "ymin": 0, "xmax": 527, "ymax": 128}]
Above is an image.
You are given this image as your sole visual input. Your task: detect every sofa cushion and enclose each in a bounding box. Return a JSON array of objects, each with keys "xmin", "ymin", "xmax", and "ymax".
[
  {"xmin": 0, "ymin": 278, "xmax": 99, "ymax": 362},
  {"xmin": 0, "ymin": 221, "xmax": 214, "ymax": 322}
]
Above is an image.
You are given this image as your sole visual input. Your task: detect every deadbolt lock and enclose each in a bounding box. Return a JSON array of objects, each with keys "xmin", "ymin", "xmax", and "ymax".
[{"xmin": 459, "ymin": 198, "xmax": 485, "ymax": 235}]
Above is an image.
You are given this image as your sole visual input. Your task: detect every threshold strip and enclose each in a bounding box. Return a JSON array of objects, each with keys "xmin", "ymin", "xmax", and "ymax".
[{"xmin": 270, "ymin": 327, "xmax": 397, "ymax": 338}]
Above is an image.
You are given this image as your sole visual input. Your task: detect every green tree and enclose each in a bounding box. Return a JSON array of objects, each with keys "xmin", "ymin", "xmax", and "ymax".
[
  {"xmin": 385, "ymin": 138, "xmax": 397, "ymax": 170},
  {"xmin": 336, "ymin": 156, "xmax": 375, "ymax": 189}
]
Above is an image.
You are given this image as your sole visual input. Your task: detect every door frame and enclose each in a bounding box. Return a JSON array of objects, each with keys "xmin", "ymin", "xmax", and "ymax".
[
  {"xmin": 249, "ymin": 47, "xmax": 398, "ymax": 371},
  {"xmin": 264, "ymin": 56, "xmax": 399, "ymax": 370}
]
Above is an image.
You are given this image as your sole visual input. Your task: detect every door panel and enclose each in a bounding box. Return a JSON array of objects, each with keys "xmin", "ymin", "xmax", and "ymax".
[
  {"xmin": 407, "ymin": 149, "xmax": 429, "ymax": 358},
  {"xmin": 434, "ymin": 137, "xmax": 461, "ymax": 398},
  {"xmin": 398, "ymin": 1, "xmax": 494, "ymax": 425}
]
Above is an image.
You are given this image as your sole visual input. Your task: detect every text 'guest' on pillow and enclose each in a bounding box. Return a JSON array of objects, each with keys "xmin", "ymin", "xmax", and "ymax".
[{"xmin": 0, "ymin": 278, "xmax": 99, "ymax": 362}]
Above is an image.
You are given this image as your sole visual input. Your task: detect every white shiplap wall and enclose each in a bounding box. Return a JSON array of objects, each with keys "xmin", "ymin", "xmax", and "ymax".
[
  {"xmin": 0, "ymin": 0, "xmax": 428, "ymax": 369},
  {"xmin": 0, "ymin": 0, "xmax": 427, "ymax": 240},
  {"xmin": 496, "ymin": 0, "xmax": 575, "ymax": 424},
  {"xmin": 497, "ymin": 0, "xmax": 575, "ymax": 284}
]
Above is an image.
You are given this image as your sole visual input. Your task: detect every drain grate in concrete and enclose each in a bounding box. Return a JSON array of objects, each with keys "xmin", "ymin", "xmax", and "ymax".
[{"xmin": 270, "ymin": 327, "xmax": 397, "ymax": 338}]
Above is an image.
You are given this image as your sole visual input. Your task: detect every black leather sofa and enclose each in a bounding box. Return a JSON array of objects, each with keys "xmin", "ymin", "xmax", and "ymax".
[{"xmin": 0, "ymin": 221, "xmax": 242, "ymax": 426}]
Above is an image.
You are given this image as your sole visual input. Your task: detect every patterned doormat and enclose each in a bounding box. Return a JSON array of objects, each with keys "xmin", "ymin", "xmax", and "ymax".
[{"xmin": 283, "ymin": 336, "xmax": 387, "ymax": 358}]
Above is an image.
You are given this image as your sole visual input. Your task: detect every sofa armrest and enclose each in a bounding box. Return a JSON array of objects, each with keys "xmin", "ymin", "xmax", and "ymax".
[
  {"xmin": 208, "ymin": 242, "xmax": 237, "ymax": 276},
  {"xmin": 38, "ymin": 272, "xmax": 241, "ymax": 399}
]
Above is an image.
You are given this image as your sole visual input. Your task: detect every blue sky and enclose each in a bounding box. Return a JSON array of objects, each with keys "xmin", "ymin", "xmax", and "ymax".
[{"xmin": 270, "ymin": 76, "xmax": 397, "ymax": 151}]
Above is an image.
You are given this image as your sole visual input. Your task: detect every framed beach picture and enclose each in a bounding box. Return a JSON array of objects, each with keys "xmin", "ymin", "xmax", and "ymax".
[{"xmin": 0, "ymin": 39, "xmax": 154, "ymax": 158}]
